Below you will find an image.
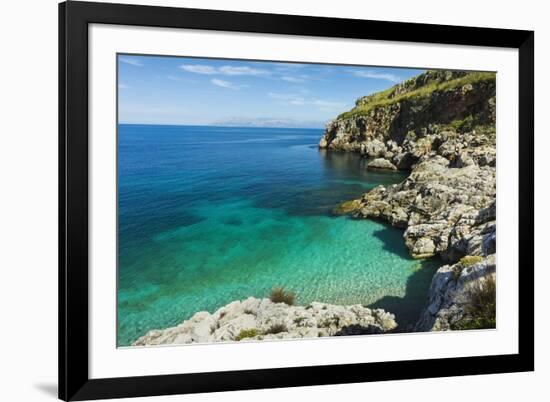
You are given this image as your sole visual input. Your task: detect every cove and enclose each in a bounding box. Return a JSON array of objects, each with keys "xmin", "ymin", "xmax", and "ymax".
[{"xmin": 117, "ymin": 124, "xmax": 438, "ymax": 346}]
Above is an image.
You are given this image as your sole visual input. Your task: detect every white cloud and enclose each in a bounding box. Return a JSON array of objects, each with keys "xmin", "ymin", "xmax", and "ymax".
[
  {"xmin": 180, "ymin": 64, "xmax": 270, "ymax": 76},
  {"xmin": 119, "ymin": 57, "xmax": 143, "ymax": 67},
  {"xmin": 212, "ymin": 117, "xmax": 324, "ymax": 128},
  {"xmin": 311, "ymin": 99, "xmax": 347, "ymax": 111},
  {"xmin": 218, "ymin": 66, "xmax": 270, "ymax": 76},
  {"xmin": 211, "ymin": 78, "xmax": 243, "ymax": 90},
  {"xmin": 281, "ymin": 76, "xmax": 305, "ymax": 83},
  {"xmin": 351, "ymin": 70, "xmax": 401, "ymax": 83},
  {"xmin": 180, "ymin": 65, "xmax": 218, "ymax": 75},
  {"xmin": 311, "ymin": 100, "xmax": 346, "ymax": 108},
  {"xmin": 268, "ymin": 92, "xmax": 346, "ymax": 110},
  {"xmin": 118, "ymin": 83, "xmax": 130, "ymax": 89}
]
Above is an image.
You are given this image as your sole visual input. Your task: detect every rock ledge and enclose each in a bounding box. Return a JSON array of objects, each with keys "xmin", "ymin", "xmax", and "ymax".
[{"xmin": 133, "ymin": 297, "xmax": 397, "ymax": 346}]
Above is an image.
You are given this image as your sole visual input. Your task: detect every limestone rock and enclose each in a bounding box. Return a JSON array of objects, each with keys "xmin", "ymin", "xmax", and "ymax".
[
  {"xmin": 353, "ymin": 157, "xmax": 495, "ymax": 260},
  {"xmin": 317, "ymin": 69, "xmax": 497, "ymax": 333},
  {"xmin": 415, "ymin": 254, "xmax": 496, "ymax": 331},
  {"xmin": 318, "ymin": 70, "xmax": 496, "ymax": 171},
  {"xmin": 133, "ymin": 298, "xmax": 397, "ymax": 346},
  {"xmin": 367, "ymin": 158, "xmax": 397, "ymax": 171}
]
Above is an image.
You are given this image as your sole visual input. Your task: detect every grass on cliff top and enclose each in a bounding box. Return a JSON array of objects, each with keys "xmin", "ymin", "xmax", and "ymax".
[
  {"xmin": 338, "ymin": 71, "xmax": 496, "ymax": 120},
  {"xmin": 451, "ymin": 275, "xmax": 496, "ymax": 331}
]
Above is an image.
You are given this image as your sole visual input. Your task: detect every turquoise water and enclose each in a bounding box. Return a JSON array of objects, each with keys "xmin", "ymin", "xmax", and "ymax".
[{"xmin": 117, "ymin": 125, "xmax": 439, "ymax": 346}]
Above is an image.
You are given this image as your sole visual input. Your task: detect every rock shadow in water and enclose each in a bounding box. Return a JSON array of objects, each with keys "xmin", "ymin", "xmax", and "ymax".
[
  {"xmin": 371, "ymin": 224, "xmax": 410, "ymax": 258},
  {"xmin": 368, "ymin": 260, "xmax": 439, "ymax": 332},
  {"xmin": 369, "ymin": 225, "xmax": 440, "ymax": 332}
]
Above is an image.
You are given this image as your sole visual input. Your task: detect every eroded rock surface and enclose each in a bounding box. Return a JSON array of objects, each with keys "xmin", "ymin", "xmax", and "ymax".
[
  {"xmin": 353, "ymin": 159, "xmax": 496, "ymax": 260},
  {"xmin": 415, "ymin": 254, "xmax": 496, "ymax": 331},
  {"xmin": 320, "ymin": 70, "xmax": 496, "ymax": 262},
  {"xmin": 367, "ymin": 158, "xmax": 397, "ymax": 171},
  {"xmin": 319, "ymin": 70, "xmax": 497, "ymax": 331},
  {"xmin": 133, "ymin": 298, "xmax": 397, "ymax": 346}
]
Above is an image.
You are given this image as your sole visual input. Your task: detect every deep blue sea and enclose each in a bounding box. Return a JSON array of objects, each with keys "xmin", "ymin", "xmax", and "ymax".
[{"xmin": 117, "ymin": 124, "xmax": 439, "ymax": 346}]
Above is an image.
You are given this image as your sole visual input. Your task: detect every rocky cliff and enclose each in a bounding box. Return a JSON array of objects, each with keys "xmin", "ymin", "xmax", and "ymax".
[
  {"xmin": 133, "ymin": 297, "xmax": 397, "ymax": 346},
  {"xmin": 322, "ymin": 69, "xmax": 497, "ymax": 331},
  {"xmin": 319, "ymin": 70, "xmax": 495, "ymax": 170}
]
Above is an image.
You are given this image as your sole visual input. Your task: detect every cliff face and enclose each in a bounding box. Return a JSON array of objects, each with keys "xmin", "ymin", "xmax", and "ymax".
[
  {"xmin": 322, "ymin": 70, "xmax": 497, "ymax": 331},
  {"xmin": 319, "ymin": 70, "xmax": 496, "ymax": 171}
]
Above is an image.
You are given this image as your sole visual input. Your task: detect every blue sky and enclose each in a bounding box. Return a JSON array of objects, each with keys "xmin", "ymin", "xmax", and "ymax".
[{"xmin": 118, "ymin": 54, "xmax": 424, "ymax": 128}]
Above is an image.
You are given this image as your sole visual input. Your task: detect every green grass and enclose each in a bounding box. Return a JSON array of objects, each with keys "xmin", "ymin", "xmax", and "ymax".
[
  {"xmin": 459, "ymin": 255, "xmax": 484, "ymax": 267},
  {"xmin": 338, "ymin": 72, "xmax": 495, "ymax": 120},
  {"xmin": 235, "ymin": 328, "xmax": 260, "ymax": 341},
  {"xmin": 453, "ymin": 256, "xmax": 485, "ymax": 281},
  {"xmin": 453, "ymin": 316, "xmax": 496, "ymax": 330},
  {"xmin": 448, "ymin": 115, "xmax": 475, "ymax": 133},
  {"xmin": 452, "ymin": 275, "xmax": 496, "ymax": 330},
  {"xmin": 269, "ymin": 287, "xmax": 296, "ymax": 305}
]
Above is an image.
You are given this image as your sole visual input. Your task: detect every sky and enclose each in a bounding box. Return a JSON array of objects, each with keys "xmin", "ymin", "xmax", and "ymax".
[{"xmin": 118, "ymin": 54, "xmax": 424, "ymax": 128}]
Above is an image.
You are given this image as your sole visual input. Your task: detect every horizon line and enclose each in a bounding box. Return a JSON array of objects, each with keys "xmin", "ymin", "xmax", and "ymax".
[{"xmin": 118, "ymin": 122, "xmax": 326, "ymax": 129}]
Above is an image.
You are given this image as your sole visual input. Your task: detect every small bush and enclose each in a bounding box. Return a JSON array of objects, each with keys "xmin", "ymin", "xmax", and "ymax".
[
  {"xmin": 265, "ymin": 323, "xmax": 287, "ymax": 334},
  {"xmin": 453, "ymin": 317, "xmax": 495, "ymax": 330},
  {"xmin": 452, "ymin": 275, "xmax": 496, "ymax": 330},
  {"xmin": 318, "ymin": 319, "xmax": 333, "ymax": 328},
  {"xmin": 321, "ymin": 316, "xmax": 340, "ymax": 328},
  {"xmin": 269, "ymin": 287, "xmax": 296, "ymax": 305},
  {"xmin": 459, "ymin": 255, "xmax": 484, "ymax": 267},
  {"xmin": 235, "ymin": 328, "xmax": 260, "ymax": 341},
  {"xmin": 449, "ymin": 115, "xmax": 475, "ymax": 133}
]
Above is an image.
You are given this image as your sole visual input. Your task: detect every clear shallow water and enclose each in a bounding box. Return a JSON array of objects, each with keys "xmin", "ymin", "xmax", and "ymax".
[{"xmin": 117, "ymin": 124, "xmax": 439, "ymax": 346}]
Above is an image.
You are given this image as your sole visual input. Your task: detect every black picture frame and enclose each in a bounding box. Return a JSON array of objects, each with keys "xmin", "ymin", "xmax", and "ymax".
[{"xmin": 59, "ymin": 1, "xmax": 534, "ymax": 400}]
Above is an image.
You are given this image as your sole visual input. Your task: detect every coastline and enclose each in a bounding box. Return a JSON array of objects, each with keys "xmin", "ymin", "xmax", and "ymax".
[
  {"xmin": 133, "ymin": 297, "xmax": 397, "ymax": 346},
  {"xmin": 319, "ymin": 69, "xmax": 497, "ymax": 331},
  {"xmin": 129, "ymin": 70, "xmax": 497, "ymax": 346}
]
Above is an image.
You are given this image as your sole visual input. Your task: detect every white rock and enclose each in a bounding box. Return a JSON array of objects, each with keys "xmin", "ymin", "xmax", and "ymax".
[{"xmin": 133, "ymin": 298, "xmax": 397, "ymax": 346}]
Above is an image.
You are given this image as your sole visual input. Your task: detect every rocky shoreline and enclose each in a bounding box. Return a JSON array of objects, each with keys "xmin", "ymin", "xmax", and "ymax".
[
  {"xmin": 133, "ymin": 70, "xmax": 497, "ymax": 346},
  {"xmin": 133, "ymin": 297, "xmax": 397, "ymax": 346},
  {"xmin": 322, "ymin": 69, "xmax": 497, "ymax": 331}
]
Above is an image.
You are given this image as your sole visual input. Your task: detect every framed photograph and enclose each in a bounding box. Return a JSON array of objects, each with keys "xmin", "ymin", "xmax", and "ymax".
[{"xmin": 59, "ymin": 1, "xmax": 534, "ymax": 400}]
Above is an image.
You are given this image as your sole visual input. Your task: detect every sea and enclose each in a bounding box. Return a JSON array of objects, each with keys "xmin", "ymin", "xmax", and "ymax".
[{"xmin": 117, "ymin": 124, "xmax": 439, "ymax": 346}]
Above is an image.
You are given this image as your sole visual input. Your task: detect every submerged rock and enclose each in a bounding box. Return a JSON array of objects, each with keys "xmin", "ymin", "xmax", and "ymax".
[
  {"xmin": 367, "ymin": 158, "xmax": 397, "ymax": 171},
  {"xmin": 332, "ymin": 199, "xmax": 363, "ymax": 215},
  {"xmin": 133, "ymin": 298, "xmax": 397, "ymax": 346}
]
